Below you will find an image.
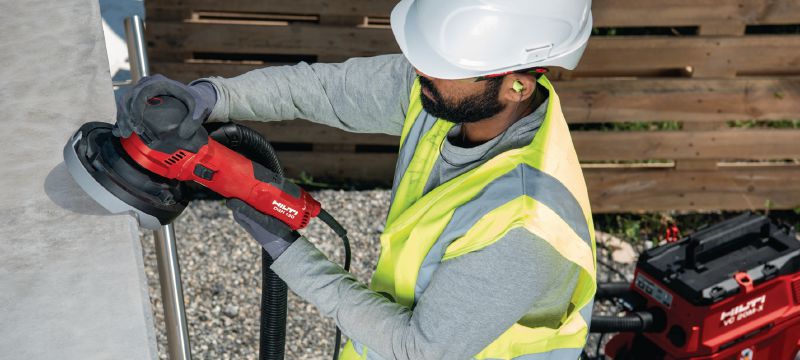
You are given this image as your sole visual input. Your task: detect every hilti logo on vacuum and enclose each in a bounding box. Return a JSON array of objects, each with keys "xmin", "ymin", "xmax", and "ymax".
[
  {"xmin": 720, "ymin": 295, "xmax": 766, "ymax": 326},
  {"xmin": 272, "ymin": 200, "xmax": 299, "ymax": 219}
]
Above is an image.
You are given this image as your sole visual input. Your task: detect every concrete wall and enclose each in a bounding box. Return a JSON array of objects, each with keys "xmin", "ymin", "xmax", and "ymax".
[{"xmin": 0, "ymin": 0, "xmax": 157, "ymax": 358}]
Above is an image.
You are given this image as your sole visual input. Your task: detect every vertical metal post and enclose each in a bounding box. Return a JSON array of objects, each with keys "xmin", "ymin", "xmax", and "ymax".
[
  {"xmin": 125, "ymin": 15, "xmax": 192, "ymax": 360},
  {"xmin": 153, "ymin": 224, "xmax": 192, "ymax": 360},
  {"xmin": 124, "ymin": 15, "xmax": 150, "ymax": 82}
]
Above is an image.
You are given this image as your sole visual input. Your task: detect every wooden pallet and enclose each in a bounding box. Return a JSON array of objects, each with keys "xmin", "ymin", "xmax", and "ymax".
[{"xmin": 144, "ymin": 0, "xmax": 800, "ymax": 212}]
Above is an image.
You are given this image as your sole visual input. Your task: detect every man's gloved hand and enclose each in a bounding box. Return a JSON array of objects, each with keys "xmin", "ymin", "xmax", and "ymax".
[
  {"xmin": 227, "ymin": 199, "xmax": 301, "ymax": 260},
  {"xmin": 113, "ymin": 74, "xmax": 216, "ymax": 138}
]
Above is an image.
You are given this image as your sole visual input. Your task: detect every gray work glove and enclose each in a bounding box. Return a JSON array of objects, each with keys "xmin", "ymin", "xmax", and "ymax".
[
  {"xmin": 113, "ymin": 74, "xmax": 216, "ymax": 138},
  {"xmin": 227, "ymin": 199, "xmax": 301, "ymax": 260}
]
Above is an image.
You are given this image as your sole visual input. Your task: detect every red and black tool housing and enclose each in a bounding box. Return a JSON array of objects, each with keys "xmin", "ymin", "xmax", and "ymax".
[
  {"xmin": 121, "ymin": 95, "xmax": 320, "ymax": 230},
  {"xmin": 605, "ymin": 213, "xmax": 800, "ymax": 360}
]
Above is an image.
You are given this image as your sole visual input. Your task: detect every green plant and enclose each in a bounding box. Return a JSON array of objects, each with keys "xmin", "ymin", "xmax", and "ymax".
[
  {"xmin": 727, "ymin": 119, "xmax": 800, "ymax": 129},
  {"xmin": 594, "ymin": 213, "xmax": 665, "ymax": 245},
  {"xmin": 569, "ymin": 121, "xmax": 681, "ymax": 132}
]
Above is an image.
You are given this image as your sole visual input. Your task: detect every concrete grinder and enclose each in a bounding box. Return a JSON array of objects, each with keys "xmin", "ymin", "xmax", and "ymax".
[
  {"xmin": 63, "ymin": 95, "xmax": 320, "ymax": 231},
  {"xmin": 63, "ymin": 93, "xmax": 350, "ymax": 360}
]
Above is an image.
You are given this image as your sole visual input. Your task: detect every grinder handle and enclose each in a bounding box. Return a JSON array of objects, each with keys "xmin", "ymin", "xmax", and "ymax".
[{"xmin": 187, "ymin": 138, "xmax": 321, "ymax": 230}]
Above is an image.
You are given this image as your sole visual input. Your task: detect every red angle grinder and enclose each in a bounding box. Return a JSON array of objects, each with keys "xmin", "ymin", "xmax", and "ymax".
[
  {"xmin": 64, "ymin": 92, "xmax": 350, "ymax": 360},
  {"xmin": 63, "ymin": 95, "xmax": 320, "ymax": 230},
  {"xmin": 592, "ymin": 213, "xmax": 800, "ymax": 360}
]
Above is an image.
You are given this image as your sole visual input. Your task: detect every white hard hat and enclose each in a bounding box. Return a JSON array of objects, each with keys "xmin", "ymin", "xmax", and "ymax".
[{"xmin": 390, "ymin": 0, "xmax": 593, "ymax": 80}]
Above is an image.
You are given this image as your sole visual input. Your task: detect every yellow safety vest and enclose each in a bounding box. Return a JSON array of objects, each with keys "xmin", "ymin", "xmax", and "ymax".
[{"xmin": 340, "ymin": 75, "xmax": 597, "ymax": 360}]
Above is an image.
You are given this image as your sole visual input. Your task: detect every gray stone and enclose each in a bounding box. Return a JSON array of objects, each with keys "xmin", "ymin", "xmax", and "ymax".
[{"xmin": 223, "ymin": 305, "xmax": 239, "ymax": 318}]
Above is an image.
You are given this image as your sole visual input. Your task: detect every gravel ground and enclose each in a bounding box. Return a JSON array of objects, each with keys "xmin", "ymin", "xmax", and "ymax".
[{"xmin": 139, "ymin": 189, "xmax": 635, "ymax": 359}]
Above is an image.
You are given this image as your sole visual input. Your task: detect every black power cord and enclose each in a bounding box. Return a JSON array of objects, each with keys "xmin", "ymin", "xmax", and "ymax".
[
  {"xmin": 317, "ymin": 209, "xmax": 352, "ymax": 359},
  {"xmin": 595, "ymin": 333, "xmax": 606, "ymax": 359}
]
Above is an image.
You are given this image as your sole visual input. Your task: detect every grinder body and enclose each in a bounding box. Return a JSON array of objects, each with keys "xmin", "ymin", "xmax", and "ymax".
[
  {"xmin": 65, "ymin": 95, "xmax": 320, "ymax": 230},
  {"xmin": 121, "ymin": 130, "xmax": 319, "ymax": 230},
  {"xmin": 121, "ymin": 95, "xmax": 320, "ymax": 230}
]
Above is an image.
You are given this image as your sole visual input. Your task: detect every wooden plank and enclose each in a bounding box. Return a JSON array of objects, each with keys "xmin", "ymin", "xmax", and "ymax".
[
  {"xmin": 151, "ymin": 62, "xmax": 800, "ymax": 124},
  {"xmin": 188, "ymin": 11, "xmax": 319, "ymax": 26},
  {"xmin": 146, "ymin": 0, "xmax": 397, "ymax": 21},
  {"xmin": 244, "ymin": 121, "xmax": 800, "ymax": 163},
  {"xmin": 557, "ymin": 77, "xmax": 800, "ymax": 123},
  {"xmin": 577, "ymin": 35, "xmax": 800, "ymax": 76},
  {"xmin": 150, "ymin": 63, "xmax": 800, "ymax": 128},
  {"xmin": 318, "ymin": 15, "xmax": 366, "ymax": 26},
  {"xmin": 585, "ymin": 165, "xmax": 800, "ymax": 212},
  {"xmin": 275, "ymin": 151, "xmax": 800, "ymax": 212},
  {"xmin": 593, "ymin": 0, "xmax": 800, "ymax": 27},
  {"xmin": 145, "ymin": 0, "xmax": 800, "ymax": 26},
  {"xmin": 146, "ymin": 22, "xmax": 800, "ymax": 77},
  {"xmin": 312, "ymin": 143, "xmax": 356, "ymax": 152},
  {"xmin": 698, "ymin": 21, "xmax": 746, "ymax": 36},
  {"xmin": 146, "ymin": 21, "xmax": 399, "ymax": 58},
  {"xmin": 690, "ymin": 65, "xmax": 738, "ymax": 79},
  {"xmin": 277, "ymin": 151, "xmax": 397, "ymax": 183},
  {"xmin": 241, "ymin": 120, "xmax": 399, "ymax": 146},
  {"xmin": 151, "ymin": 62, "xmax": 272, "ymax": 82},
  {"xmin": 572, "ymin": 129, "xmax": 800, "ymax": 161},
  {"xmin": 239, "ymin": 121, "xmax": 800, "ymax": 162},
  {"xmin": 672, "ymin": 122, "xmax": 728, "ymax": 169}
]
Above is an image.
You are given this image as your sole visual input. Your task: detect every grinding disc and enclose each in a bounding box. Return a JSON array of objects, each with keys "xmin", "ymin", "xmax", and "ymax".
[{"xmin": 63, "ymin": 122, "xmax": 188, "ymax": 229}]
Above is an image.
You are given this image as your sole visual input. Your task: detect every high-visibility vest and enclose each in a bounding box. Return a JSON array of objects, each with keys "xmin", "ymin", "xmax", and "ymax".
[{"xmin": 340, "ymin": 75, "xmax": 597, "ymax": 360}]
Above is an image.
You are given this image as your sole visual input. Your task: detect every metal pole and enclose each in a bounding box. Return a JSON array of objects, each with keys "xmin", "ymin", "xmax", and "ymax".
[
  {"xmin": 124, "ymin": 15, "xmax": 150, "ymax": 81},
  {"xmin": 124, "ymin": 15, "xmax": 192, "ymax": 360},
  {"xmin": 154, "ymin": 224, "xmax": 192, "ymax": 360}
]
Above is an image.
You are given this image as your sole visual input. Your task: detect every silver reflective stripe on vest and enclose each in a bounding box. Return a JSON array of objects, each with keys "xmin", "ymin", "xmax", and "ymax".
[
  {"xmin": 484, "ymin": 295, "xmax": 592, "ymax": 360},
  {"xmin": 352, "ymin": 340, "xmax": 367, "ymax": 357},
  {"xmin": 414, "ymin": 163, "xmax": 591, "ymax": 300},
  {"xmin": 351, "ymin": 340, "xmax": 389, "ymax": 360},
  {"xmin": 390, "ymin": 112, "xmax": 439, "ymax": 205},
  {"xmin": 579, "ymin": 300, "xmax": 594, "ymax": 334}
]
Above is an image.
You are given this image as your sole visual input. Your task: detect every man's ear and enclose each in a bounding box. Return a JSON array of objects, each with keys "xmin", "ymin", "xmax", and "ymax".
[{"xmin": 501, "ymin": 74, "xmax": 537, "ymax": 103}]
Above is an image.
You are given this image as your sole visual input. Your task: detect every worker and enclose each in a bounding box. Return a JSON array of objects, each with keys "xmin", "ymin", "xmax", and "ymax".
[{"xmin": 115, "ymin": 0, "xmax": 597, "ymax": 358}]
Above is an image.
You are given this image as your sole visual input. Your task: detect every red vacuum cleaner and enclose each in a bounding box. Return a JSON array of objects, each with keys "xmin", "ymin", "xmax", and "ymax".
[{"xmin": 591, "ymin": 213, "xmax": 800, "ymax": 360}]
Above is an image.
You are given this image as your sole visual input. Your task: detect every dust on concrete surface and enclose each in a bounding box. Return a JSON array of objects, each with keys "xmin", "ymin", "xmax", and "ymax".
[{"xmin": 140, "ymin": 189, "xmax": 632, "ymax": 359}]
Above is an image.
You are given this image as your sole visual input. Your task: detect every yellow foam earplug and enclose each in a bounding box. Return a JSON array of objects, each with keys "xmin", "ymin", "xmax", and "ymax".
[{"xmin": 513, "ymin": 80, "xmax": 524, "ymax": 93}]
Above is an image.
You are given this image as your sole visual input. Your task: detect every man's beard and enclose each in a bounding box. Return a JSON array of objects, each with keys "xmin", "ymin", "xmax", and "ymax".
[{"xmin": 418, "ymin": 76, "xmax": 505, "ymax": 124}]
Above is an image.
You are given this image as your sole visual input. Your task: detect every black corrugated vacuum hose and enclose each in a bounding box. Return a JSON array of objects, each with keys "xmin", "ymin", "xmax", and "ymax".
[
  {"xmin": 210, "ymin": 123, "xmax": 288, "ymax": 360},
  {"xmin": 208, "ymin": 123, "xmax": 351, "ymax": 360},
  {"xmin": 595, "ymin": 282, "xmax": 633, "ymax": 300},
  {"xmin": 590, "ymin": 310, "xmax": 664, "ymax": 333}
]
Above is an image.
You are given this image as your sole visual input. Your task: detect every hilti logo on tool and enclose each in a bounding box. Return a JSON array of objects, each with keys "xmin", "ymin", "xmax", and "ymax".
[
  {"xmin": 272, "ymin": 200, "xmax": 299, "ymax": 218},
  {"xmin": 720, "ymin": 295, "xmax": 766, "ymax": 327}
]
